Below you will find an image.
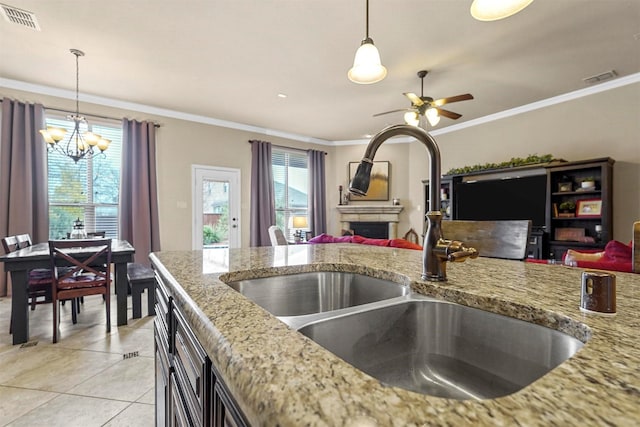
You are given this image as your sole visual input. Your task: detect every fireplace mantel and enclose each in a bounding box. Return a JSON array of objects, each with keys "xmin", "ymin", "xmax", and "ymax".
[{"xmin": 336, "ymin": 205, "xmax": 404, "ymax": 238}]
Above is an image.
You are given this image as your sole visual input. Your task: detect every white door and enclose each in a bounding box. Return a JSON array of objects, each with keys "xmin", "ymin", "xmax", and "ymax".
[{"xmin": 192, "ymin": 165, "xmax": 241, "ymax": 249}]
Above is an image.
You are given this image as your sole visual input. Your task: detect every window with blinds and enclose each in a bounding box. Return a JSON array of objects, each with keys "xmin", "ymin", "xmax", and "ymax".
[
  {"xmin": 46, "ymin": 116, "xmax": 122, "ymax": 239},
  {"xmin": 272, "ymin": 148, "xmax": 308, "ymax": 241}
]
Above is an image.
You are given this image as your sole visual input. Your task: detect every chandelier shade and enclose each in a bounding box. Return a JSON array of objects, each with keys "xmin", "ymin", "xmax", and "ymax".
[{"xmin": 40, "ymin": 49, "xmax": 110, "ymax": 163}]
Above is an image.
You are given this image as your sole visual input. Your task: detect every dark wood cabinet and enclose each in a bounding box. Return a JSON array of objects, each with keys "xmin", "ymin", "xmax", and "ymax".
[
  {"xmin": 546, "ymin": 158, "xmax": 614, "ymax": 260},
  {"xmin": 155, "ymin": 273, "xmax": 249, "ymax": 427},
  {"xmin": 423, "ymin": 157, "xmax": 614, "ymax": 260}
]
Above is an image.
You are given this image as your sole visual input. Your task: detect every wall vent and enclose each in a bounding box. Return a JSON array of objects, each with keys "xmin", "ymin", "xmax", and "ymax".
[
  {"xmin": 582, "ymin": 70, "xmax": 617, "ymax": 85},
  {"xmin": 0, "ymin": 3, "xmax": 41, "ymax": 31}
]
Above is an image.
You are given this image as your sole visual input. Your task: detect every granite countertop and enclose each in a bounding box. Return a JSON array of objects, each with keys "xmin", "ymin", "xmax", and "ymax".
[{"xmin": 150, "ymin": 244, "xmax": 640, "ymax": 426}]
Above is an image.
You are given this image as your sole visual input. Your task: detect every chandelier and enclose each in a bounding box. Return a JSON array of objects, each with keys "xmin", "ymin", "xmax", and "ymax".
[{"xmin": 40, "ymin": 49, "xmax": 110, "ymax": 163}]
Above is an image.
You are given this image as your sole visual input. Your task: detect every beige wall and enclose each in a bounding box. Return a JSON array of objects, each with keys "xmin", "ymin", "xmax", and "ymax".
[
  {"xmin": 403, "ymin": 82, "xmax": 640, "ymax": 242},
  {"xmin": 3, "ymin": 81, "xmax": 638, "ymax": 248}
]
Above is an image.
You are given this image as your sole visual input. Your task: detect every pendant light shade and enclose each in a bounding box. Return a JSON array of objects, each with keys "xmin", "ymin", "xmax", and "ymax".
[
  {"xmin": 470, "ymin": 0, "xmax": 534, "ymax": 21},
  {"xmin": 348, "ymin": 0, "xmax": 386, "ymax": 84},
  {"xmin": 348, "ymin": 38, "xmax": 387, "ymax": 84}
]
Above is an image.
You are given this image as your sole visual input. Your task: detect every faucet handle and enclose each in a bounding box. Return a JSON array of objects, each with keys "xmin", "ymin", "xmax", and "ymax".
[{"xmin": 446, "ymin": 240, "xmax": 479, "ymax": 262}]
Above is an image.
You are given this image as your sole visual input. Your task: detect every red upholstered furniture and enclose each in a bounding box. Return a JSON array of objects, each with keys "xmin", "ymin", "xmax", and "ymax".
[{"xmin": 307, "ymin": 233, "xmax": 423, "ymax": 251}]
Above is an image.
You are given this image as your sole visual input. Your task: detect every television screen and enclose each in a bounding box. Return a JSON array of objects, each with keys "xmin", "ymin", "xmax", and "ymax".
[{"xmin": 455, "ymin": 174, "xmax": 547, "ymax": 227}]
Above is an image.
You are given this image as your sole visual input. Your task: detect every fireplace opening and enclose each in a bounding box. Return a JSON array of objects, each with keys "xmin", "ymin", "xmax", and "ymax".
[{"xmin": 350, "ymin": 222, "xmax": 388, "ymax": 239}]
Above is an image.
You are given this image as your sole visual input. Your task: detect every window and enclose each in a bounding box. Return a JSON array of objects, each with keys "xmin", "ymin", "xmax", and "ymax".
[
  {"xmin": 46, "ymin": 115, "xmax": 122, "ymax": 239},
  {"xmin": 272, "ymin": 148, "xmax": 308, "ymax": 241}
]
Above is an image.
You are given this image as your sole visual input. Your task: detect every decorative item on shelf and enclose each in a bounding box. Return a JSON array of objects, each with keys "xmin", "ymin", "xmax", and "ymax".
[
  {"xmin": 338, "ymin": 185, "xmax": 344, "ymax": 205},
  {"xmin": 292, "ymin": 216, "xmax": 309, "ymax": 243},
  {"xmin": 39, "ymin": 49, "xmax": 110, "ymax": 162},
  {"xmin": 557, "ymin": 201, "xmax": 576, "ymax": 218},
  {"xmin": 392, "ymin": 198, "xmax": 400, "ymax": 206},
  {"xmin": 595, "ymin": 224, "xmax": 603, "ymax": 243},
  {"xmin": 342, "ymin": 192, "xmax": 350, "ymax": 205},
  {"xmin": 576, "ymin": 199, "xmax": 602, "ymax": 218},
  {"xmin": 347, "ymin": 0, "xmax": 386, "ymax": 84},
  {"xmin": 555, "ymin": 227, "xmax": 585, "ymax": 242},
  {"xmin": 558, "ymin": 182, "xmax": 573, "ymax": 192},
  {"xmin": 441, "ymin": 188, "xmax": 448, "ymax": 200},
  {"xmin": 579, "ymin": 177, "xmax": 597, "ymax": 190},
  {"xmin": 445, "ymin": 154, "xmax": 561, "ymax": 176}
]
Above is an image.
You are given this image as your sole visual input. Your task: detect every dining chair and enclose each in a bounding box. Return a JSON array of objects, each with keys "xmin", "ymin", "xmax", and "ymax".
[
  {"xmin": 268, "ymin": 226, "xmax": 288, "ymax": 246},
  {"xmin": 48, "ymin": 238, "xmax": 112, "ymax": 343},
  {"xmin": 441, "ymin": 220, "xmax": 532, "ymax": 260},
  {"xmin": 2, "ymin": 234, "xmax": 54, "ymax": 313},
  {"xmin": 1, "ymin": 235, "xmax": 19, "ymax": 253}
]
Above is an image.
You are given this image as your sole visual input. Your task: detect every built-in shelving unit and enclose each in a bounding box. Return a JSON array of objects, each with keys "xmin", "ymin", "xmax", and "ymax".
[
  {"xmin": 546, "ymin": 157, "xmax": 614, "ymax": 259},
  {"xmin": 422, "ymin": 157, "xmax": 614, "ymax": 260}
]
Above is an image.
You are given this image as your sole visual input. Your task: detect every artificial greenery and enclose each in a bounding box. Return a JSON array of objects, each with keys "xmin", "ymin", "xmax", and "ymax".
[
  {"xmin": 445, "ymin": 154, "xmax": 557, "ymax": 176},
  {"xmin": 559, "ymin": 201, "xmax": 576, "ymax": 211}
]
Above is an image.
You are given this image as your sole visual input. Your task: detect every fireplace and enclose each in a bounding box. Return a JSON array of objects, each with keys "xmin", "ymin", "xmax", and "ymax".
[
  {"xmin": 350, "ymin": 222, "xmax": 389, "ymax": 239},
  {"xmin": 336, "ymin": 205, "xmax": 404, "ymax": 239}
]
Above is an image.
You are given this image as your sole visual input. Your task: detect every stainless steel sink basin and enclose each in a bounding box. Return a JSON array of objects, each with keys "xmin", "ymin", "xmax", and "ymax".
[
  {"xmin": 226, "ymin": 272, "xmax": 408, "ymax": 317},
  {"xmin": 298, "ymin": 297, "xmax": 585, "ymax": 400}
]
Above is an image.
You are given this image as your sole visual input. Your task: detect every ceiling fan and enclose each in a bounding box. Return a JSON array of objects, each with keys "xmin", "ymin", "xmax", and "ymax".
[{"xmin": 374, "ymin": 70, "xmax": 473, "ymax": 127}]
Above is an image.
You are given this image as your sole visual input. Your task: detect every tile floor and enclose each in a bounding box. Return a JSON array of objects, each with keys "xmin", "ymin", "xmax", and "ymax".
[{"xmin": 0, "ymin": 291, "xmax": 155, "ymax": 426}]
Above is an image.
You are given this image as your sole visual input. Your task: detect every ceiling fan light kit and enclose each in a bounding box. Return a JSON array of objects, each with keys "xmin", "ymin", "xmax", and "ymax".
[
  {"xmin": 470, "ymin": 0, "xmax": 535, "ymax": 21},
  {"xmin": 348, "ymin": 0, "xmax": 386, "ymax": 84},
  {"xmin": 374, "ymin": 70, "xmax": 473, "ymax": 128}
]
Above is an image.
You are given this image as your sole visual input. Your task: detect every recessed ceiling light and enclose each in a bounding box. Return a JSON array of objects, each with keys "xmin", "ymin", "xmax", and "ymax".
[{"xmin": 277, "ymin": 93, "xmax": 287, "ymax": 98}]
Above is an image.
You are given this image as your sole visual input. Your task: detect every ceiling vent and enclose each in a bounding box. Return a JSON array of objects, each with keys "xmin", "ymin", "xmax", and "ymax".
[
  {"xmin": 0, "ymin": 3, "xmax": 40, "ymax": 31},
  {"xmin": 582, "ymin": 70, "xmax": 617, "ymax": 85}
]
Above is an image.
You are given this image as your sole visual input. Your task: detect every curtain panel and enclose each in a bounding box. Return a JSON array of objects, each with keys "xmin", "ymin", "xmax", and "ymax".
[
  {"xmin": 0, "ymin": 98, "xmax": 48, "ymax": 296},
  {"xmin": 249, "ymin": 140, "xmax": 276, "ymax": 246},
  {"xmin": 119, "ymin": 119, "xmax": 160, "ymax": 265},
  {"xmin": 308, "ymin": 149, "xmax": 327, "ymax": 236}
]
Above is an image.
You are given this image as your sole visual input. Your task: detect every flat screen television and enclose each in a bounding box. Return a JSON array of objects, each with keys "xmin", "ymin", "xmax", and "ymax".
[{"xmin": 454, "ymin": 174, "xmax": 547, "ymax": 227}]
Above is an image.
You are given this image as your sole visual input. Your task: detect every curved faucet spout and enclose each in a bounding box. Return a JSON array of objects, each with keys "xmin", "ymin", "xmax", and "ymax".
[
  {"xmin": 348, "ymin": 124, "xmax": 476, "ymax": 282},
  {"xmin": 348, "ymin": 124, "xmax": 441, "ymax": 212}
]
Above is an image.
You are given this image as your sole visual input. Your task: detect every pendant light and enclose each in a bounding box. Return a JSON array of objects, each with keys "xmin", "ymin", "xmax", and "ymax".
[
  {"xmin": 470, "ymin": 0, "xmax": 534, "ymax": 21},
  {"xmin": 348, "ymin": 0, "xmax": 387, "ymax": 84}
]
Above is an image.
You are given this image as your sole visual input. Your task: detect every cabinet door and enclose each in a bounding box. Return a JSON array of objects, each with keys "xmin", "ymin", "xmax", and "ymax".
[
  {"xmin": 213, "ymin": 382, "xmax": 248, "ymax": 427},
  {"xmin": 155, "ymin": 324, "xmax": 171, "ymax": 426},
  {"xmin": 170, "ymin": 374, "xmax": 193, "ymax": 427}
]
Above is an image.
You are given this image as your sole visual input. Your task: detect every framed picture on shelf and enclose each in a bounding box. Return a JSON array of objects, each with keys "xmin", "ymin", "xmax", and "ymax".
[
  {"xmin": 348, "ymin": 161, "xmax": 390, "ymax": 201},
  {"xmin": 576, "ymin": 199, "xmax": 602, "ymax": 218},
  {"xmin": 557, "ymin": 182, "xmax": 573, "ymax": 192}
]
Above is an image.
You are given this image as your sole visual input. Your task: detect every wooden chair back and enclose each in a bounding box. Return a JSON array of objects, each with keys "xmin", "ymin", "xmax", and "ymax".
[
  {"xmin": 441, "ymin": 220, "xmax": 532, "ymax": 260},
  {"xmin": 403, "ymin": 228, "xmax": 420, "ymax": 245},
  {"xmin": 16, "ymin": 234, "xmax": 33, "ymax": 249},
  {"xmin": 48, "ymin": 238, "xmax": 112, "ymax": 343},
  {"xmin": 1, "ymin": 235, "xmax": 19, "ymax": 254}
]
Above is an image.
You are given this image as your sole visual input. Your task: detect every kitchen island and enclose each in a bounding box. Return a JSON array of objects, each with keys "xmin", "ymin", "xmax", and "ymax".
[{"xmin": 151, "ymin": 244, "xmax": 639, "ymax": 426}]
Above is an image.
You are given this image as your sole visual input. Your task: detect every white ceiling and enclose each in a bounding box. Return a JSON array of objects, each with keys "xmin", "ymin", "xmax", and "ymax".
[{"xmin": 1, "ymin": 0, "xmax": 639, "ymax": 143}]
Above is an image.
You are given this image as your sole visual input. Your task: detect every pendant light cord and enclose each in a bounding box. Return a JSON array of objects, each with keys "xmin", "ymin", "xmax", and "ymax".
[
  {"xmin": 75, "ymin": 51, "xmax": 80, "ymax": 115},
  {"xmin": 365, "ymin": 0, "xmax": 369, "ymax": 38}
]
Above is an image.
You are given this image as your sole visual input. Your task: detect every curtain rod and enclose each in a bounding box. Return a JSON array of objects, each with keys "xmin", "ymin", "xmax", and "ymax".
[
  {"xmin": 0, "ymin": 100, "xmax": 160, "ymax": 127},
  {"xmin": 248, "ymin": 140, "xmax": 327, "ymax": 155}
]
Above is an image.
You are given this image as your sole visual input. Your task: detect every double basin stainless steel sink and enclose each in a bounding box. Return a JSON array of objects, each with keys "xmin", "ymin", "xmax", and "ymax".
[{"xmin": 226, "ymin": 271, "xmax": 585, "ymax": 400}]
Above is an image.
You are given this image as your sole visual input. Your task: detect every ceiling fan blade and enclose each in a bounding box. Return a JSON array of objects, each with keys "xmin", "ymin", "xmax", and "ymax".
[
  {"xmin": 373, "ymin": 108, "xmax": 414, "ymax": 117},
  {"xmin": 403, "ymin": 92, "xmax": 424, "ymax": 107},
  {"xmin": 436, "ymin": 108, "xmax": 462, "ymax": 120},
  {"xmin": 432, "ymin": 93, "xmax": 474, "ymax": 107}
]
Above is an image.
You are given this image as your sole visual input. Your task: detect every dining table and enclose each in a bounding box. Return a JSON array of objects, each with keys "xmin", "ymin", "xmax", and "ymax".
[{"xmin": 0, "ymin": 239, "xmax": 135, "ymax": 345}]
